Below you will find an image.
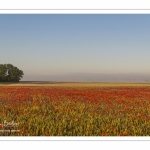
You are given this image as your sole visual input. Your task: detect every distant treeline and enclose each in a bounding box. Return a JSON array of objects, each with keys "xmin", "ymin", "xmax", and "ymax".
[{"xmin": 0, "ymin": 64, "xmax": 24, "ymax": 82}]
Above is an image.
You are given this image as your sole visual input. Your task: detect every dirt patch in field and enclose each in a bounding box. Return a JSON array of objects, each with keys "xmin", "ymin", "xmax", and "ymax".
[{"xmin": 0, "ymin": 81, "xmax": 150, "ymax": 87}]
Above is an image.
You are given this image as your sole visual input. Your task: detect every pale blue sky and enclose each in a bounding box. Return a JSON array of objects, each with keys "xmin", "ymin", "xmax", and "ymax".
[{"xmin": 0, "ymin": 14, "xmax": 150, "ymax": 82}]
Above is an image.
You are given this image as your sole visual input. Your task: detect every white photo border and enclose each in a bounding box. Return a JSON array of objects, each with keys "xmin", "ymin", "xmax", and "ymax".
[{"xmin": 0, "ymin": 0, "xmax": 150, "ymax": 142}]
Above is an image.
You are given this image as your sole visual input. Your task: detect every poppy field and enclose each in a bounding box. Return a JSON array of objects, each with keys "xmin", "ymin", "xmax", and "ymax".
[{"xmin": 0, "ymin": 83, "xmax": 150, "ymax": 136}]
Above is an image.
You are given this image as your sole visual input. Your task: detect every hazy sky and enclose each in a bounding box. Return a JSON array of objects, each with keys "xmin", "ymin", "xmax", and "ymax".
[{"xmin": 1, "ymin": 14, "xmax": 150, "ymax": 82}]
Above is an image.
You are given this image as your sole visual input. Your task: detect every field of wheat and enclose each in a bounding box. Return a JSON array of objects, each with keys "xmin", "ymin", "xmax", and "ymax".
[{"xmin": 0, "ymin": 83, "xmax": 150, "ymax": 136}]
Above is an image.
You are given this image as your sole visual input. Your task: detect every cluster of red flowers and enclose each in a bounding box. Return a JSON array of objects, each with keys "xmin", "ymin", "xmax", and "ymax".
[{"xmin": 1, "ymin": 86, "xmax": 150, "ymax": 104}]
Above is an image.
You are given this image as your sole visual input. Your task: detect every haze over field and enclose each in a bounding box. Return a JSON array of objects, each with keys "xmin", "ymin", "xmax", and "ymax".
[{"xmin": 1, "ymin": 14, "xmax": 150, "ymax": 82}]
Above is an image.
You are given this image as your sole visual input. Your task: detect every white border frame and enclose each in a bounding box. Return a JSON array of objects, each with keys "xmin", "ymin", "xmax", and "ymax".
[{"xmin": 1, "ymin": 0, "xmax": 150, "ymax": 142}]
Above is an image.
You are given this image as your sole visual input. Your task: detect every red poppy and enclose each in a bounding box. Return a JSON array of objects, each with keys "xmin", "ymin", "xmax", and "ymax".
[
  {"xmin": 0, "ymin": 125, "xmax": 3, "ymax": 129},
  {"xmin": 46, "ymin": 134, "xmax": 50, "ymax": 136}
]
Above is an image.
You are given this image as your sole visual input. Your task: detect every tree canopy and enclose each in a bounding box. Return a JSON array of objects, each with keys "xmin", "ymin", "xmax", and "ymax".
[{"xmin": 0, "ymin": 64, "xmax": 24, "ymax": 82}]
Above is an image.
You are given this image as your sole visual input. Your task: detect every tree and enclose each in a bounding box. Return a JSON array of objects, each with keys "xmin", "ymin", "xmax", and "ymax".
[
  {"xmin": 0, "ymin": 64, "xmax": 24, "ymax": 82},
  {"xmin": 0, "ymin": 64, "xmax": 6, "ymax": 81}
]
